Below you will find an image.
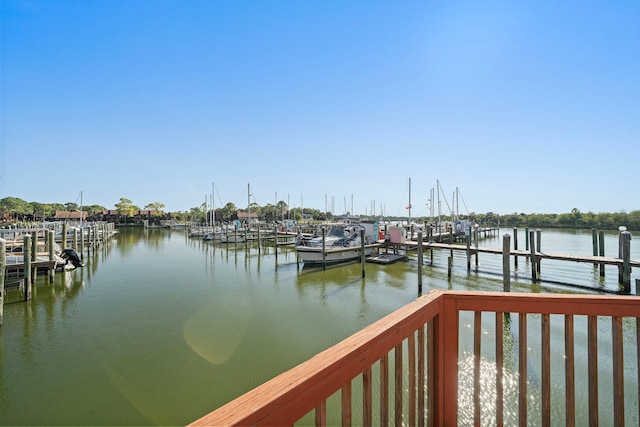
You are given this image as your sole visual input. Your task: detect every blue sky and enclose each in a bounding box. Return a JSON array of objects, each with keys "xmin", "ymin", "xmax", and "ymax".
[{"xmin": 1, "ymin": 0, "xmax": 638, "ymax": 217}]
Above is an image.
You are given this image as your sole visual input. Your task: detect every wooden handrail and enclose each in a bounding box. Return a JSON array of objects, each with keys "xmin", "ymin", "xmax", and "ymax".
[{"xmin": 189, "ymin": 290, "xmax": 640, "ymax": 426}]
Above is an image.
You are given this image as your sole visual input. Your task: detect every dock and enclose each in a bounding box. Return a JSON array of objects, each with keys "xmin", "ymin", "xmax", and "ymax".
[{"xmin": 1, "ymin": 221, "xmax": 118, "ymax": 326}]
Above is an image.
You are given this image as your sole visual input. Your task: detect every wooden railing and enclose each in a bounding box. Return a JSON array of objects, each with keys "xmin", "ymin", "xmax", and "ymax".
[{"xmin": 189, "ymin": 290, "xmax": 640, "ymax": 426}]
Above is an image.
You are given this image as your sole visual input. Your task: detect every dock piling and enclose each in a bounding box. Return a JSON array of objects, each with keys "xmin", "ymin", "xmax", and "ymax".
[
  {"xmin": 513, "ymin": 228, "xmax": 518, "ymax": 268},
  {"xmin": 529, "ymin": 230, "xmax": 538, "ymax": 282},
  {"xmin": 536, "ymin": 229, "xmax": 542, "ymax": 273},
  {"xmin": 619, "ymin": 230, "xmax": 631, "ymax": 293},
  {"xmin": 24, "ymin": 234, "xmax": 32, "ymax": 301},
  {"xmin": 599, "ymin": 231, "xmax": 605, "ymax": 277},
  {"xmin": 503, "ymin": 234, "xmax": 511, "ymax": 292},
  {"xmin": 466, "ymin": 227, "xmax": 471, "ymax": 271},
  {"xmin": 0, "ymin": 239, "xmax": 5, "ymax": 325},
  {"xmin": 591, "ymin": 228, "xmax": 598, "ymax": 266},
  {"xmin": 322, "ymin": 227, "xmax": 326, "ymax": 270},
  {"xmin": 47, "ymin": 230, "xmax": 55, "ymax": 284},
  {"xmin": 417, "ymin": 231, "xmax": 423, "ymax": 292},
  {"xmin": 360, "ymin": 229, "xmax": 366, "ymax": 278}
]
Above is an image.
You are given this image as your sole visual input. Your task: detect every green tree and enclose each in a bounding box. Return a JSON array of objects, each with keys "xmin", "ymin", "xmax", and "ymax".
[
  {"xmin": 145, "ymin": 202, "xmax": 165, "ymax": 214},
  {"xmin": 115, "ymin": 198, "xmax": 136, "ymax": 217},
  {"xmin": 220, "ymin": 202, "xmax": 237, "ymax": 221}
]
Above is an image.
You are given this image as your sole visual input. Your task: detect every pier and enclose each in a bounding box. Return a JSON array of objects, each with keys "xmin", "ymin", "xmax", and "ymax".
[{"xmin": 0, "ymin": 221, "xmax": 117, "ymax": 326}]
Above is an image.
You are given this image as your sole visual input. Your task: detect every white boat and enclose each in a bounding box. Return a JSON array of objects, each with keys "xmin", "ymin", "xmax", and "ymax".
[
  {"xmin": 220, "ymin": 234, "xmax": 246, "ymax": 243},
  {"xmin": 202, "ymin": 227, "xmax": 222, "ymax": 241},
  {"xmin": 295, "ymin": 224, "xmax": 371, "ymax": 265}
]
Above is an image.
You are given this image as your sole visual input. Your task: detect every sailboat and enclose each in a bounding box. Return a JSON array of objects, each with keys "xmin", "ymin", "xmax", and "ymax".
[{"xmin": 203, "ymin": 182, "xmax": 222, "ymax": 241}]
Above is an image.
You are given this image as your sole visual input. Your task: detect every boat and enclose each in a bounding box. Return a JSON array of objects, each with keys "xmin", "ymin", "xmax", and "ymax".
[
  {"xmin": 202, "ymin": 226, "xmax": 222, "ymax": 241},
  {"xmin": 294, "ymin": 224, "xmax": 372, "ymax": 265},
  {"xmin": 220, "ymin": 234, "xmax": 246, "ymax": 243}
]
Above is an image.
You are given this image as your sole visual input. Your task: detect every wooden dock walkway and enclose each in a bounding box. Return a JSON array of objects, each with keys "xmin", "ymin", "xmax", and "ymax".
[
  {"xmin": 412, "ymin": 241, "xmax": 640, "ymax": 267},
  {"xmin": 1, "ymin": 222, "xmax": 118, "ymax": 326}
]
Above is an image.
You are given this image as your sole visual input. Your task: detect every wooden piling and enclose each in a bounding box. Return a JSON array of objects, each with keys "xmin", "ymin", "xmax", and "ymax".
[
  {"xmin": 529, "ymin": 230, "xmax": 537, "ymax": 282},
  {"xmin": 0, "ymin": 238, "xmax": 5, "ymax": 325},
  {"xmin": 24, "ymin": 234, "xmax": 32, "ymax": 300},
  {"xmin": 620, "ymin": 231, "xmax": 631, "ymax": 293},
  {"xmin": 31, "ymin": 230, "xmax": 38, "ymax": 262},
  {"xmin": 513, "ymin": 228, "xmax": 518, "ymax": 268},
  {"xmin": 447, "ymin": 256, "xmax": 453, "ymax": 278},
  {"xmin": 417, "ymin": 231, "xmax": 423, "ymax": 292},
  {"xmin": 536, "ymin": 229, "xmax": 542, "ymax": 274},
  {"xmin": 474, "ymin": 225, "xmax": 479, "ymax": 268},
  {"xmin": 62, "ymin": 223, "xmax": 68, "ymax": 250},
  {"xmin": 525, "ymin": 227, "xmax": 529, "ymax": 251},
  {"xmin": 322, "ymin": 227, "xmax": 326, "ymax": 270},
  {"xmin": 47, "ymin": 230, "xmax": 55, "ymax": 284},
  {"xmin": 73, "ymin": 227, "xmax": 79, "ymax": 252},
  {"xmin": 257, "ymin": 223, "xmax": 261, "ymax": 251},
  {"xmin": 599, "ymin": 231, "xmax": 605, "ymax": 277},
  {"xmin": 80, "ymin": 227, "xmax": 85, "ymax": 260},
  {"xmin": 591, "ymin": 229, "xmax": 598, "ymax": 266},
  {"xmin": 503, "ymin": 234, "xmax": 511, "ymax": 292},
  {"xmin": 360, "ymin": 229, "xmax": 366, "ymax": 278},
  {"xmin": 466, "ymin": 228, "xmax": 471, "ymax": 271}
]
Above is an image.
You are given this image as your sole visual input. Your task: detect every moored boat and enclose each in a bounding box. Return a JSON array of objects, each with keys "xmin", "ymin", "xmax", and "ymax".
[{"xmin": 294, "ymin": 224, "xmax": 372, "ymax": 265}]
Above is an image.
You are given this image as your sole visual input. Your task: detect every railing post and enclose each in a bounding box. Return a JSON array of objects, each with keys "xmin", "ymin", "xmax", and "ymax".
[{"xmin": 434, "ymin": 294, "xmax": 458, "ymax": 426}]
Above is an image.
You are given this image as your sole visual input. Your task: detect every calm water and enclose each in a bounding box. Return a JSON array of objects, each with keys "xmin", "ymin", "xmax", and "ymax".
[{"xmin": 0, "ymin": 227, "xmax": 638, "ymax": 425}]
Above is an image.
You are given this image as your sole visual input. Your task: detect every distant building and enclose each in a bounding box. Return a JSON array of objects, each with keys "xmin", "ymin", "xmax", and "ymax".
[
  {"xmin": 234, "ymin": 209, "xmax": 259, "ymax": 222},
  {"xmin": 53, "ymin": 210, "xmax": 87, "ymax": 221}
]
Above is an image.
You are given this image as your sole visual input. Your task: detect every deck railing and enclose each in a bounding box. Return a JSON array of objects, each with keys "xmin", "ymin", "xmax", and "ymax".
[{"xmin": 189, "ymin": 290, "xmax": 640, "ymax": 426}]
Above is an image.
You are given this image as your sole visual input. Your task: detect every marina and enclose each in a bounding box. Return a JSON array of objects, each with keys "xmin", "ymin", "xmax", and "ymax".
[{"xmin": 0, "ymin": 225, "xmax": 639, "ymax": 425}]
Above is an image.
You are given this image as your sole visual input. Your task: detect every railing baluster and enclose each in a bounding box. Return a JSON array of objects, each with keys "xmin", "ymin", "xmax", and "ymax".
[
  {"xmin": 496, "ymin": 312, "xmax": 504, "ymax": 427},
  {"xmin": 427, "ymin": 321, "xmax": 435, "ymax": 427},
  {"xmin": 565, "ymin": 315, "xmax": 575, "ymax": 427},
  {"xmin": 409, "ymin": 331, "xmax": 416, "ymax": 427},
  {"xmin": 588, "ymin": 315, "xmax": 599, "ymax": 426},
  {"xmin": 519, "ymin": 313, "xmax": 527, "ymax": 427},
  {"xmin": 381, "ymin": 352, "xmax": 389, "ymax": 427},
  {"xmin": 612, "ymin": 316, "xmax": 624, "ymax": 426},
  {"xmin": 341, "ymin": 381, "xmax": 351, "ymax": 427},
  {"xmin": 315, "ymin": 400, "xmax": 326, "ymax": 427},
  {"xmin": 474, "ymin": 311, "xmax": 482, "ymax": 424},
  {"xmin": 363, "ymin": 366, "xmax": 372, "ymax": 427},
  {"xmin": 418, "ymin": 325, "xmax": 426, "ymax": 427},
  {"xmin": 395, "ymin": 344, "xmax": 403, "ymax": 426},
  {"xmin": 542, "ymin": 313, "xmax": 550, "ymax": 427}
]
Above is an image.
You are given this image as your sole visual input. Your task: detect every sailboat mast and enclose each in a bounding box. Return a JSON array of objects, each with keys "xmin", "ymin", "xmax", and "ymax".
[
  {"xmin": 247, "ymin": 183, "xmax": 251, "ymax": 225},
  {"xmin": 212, "ymin": 182, "xmax": 215, "ymax": 226},
  {"xmin": 408, "ymin": 178, "xmax": 412, "ymax": 224}
]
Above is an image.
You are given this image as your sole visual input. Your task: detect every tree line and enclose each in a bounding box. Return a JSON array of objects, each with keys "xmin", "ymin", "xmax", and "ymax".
[
  {"xmin": 471, "ymin": 208, "xmax": 640, "ymax": 231},
  {"xmin": 0, "ymin": 197, "xmax": 638, "ymax": 231}
]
